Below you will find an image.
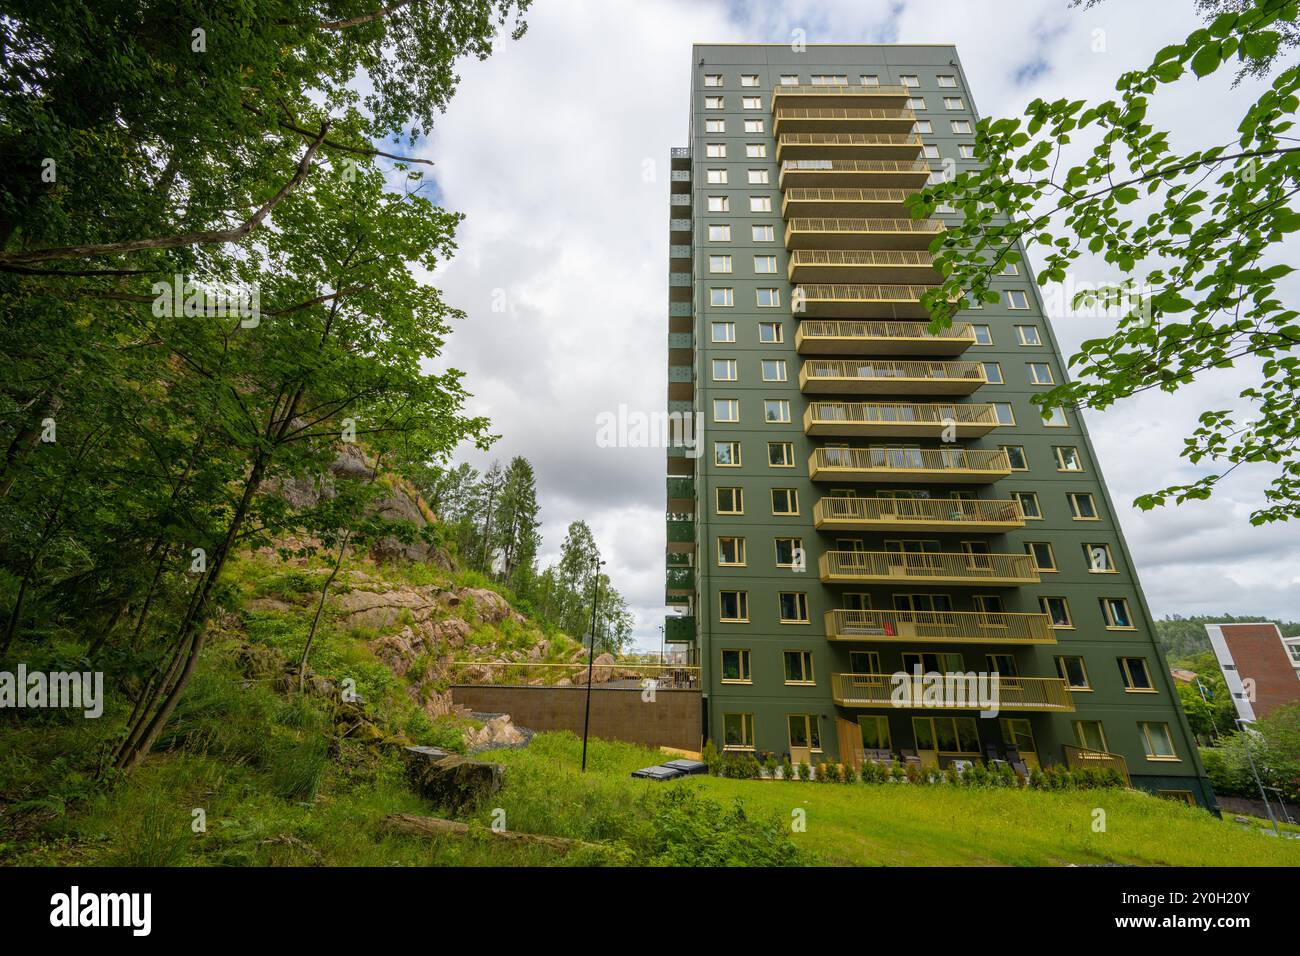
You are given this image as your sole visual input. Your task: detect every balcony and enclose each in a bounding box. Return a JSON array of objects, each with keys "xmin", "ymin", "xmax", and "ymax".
[
  {"xmin": 800, "ymin": 359, "xmax": 985, "ymax": 394},
  {"xmin": 668, "ymin": 364, "xmax": 693, "ymax": 401},
  {"xmin": 812, "ymin": 496, "xmax": 1024, "ymax": 533},
  {"xmin": 777, "ymin": 132, "xmax": 923, "ymax": 162},
  {"xmin": 771, "ymin": 84, "xmax": 910, "ymax": 110},
  {"xmin": 794, "ymin": 284, "xmax": 939, "ymax": 320},
  {"xmin": 804, "ymin": 402, "xmax": 1002, "ymax": 437},
  {"xmin": 666, "ymin": 446, "xmax": 693, "ymax": 477},
  {"xmin": 671, "ymin": 146, "xmax": 691, "ymax": 168},
  {"xmin": 795, "ymin": 319, "xmax": 974, "ymax": 355},
  {"xmin": 824, "ymin": 609, "xmax": 1057, "ymax": 645},
  {"xmin": 1063, "ymin": 744, "xmax": 1131, "ymax": 786},
  {"xmin": 785, "ymin": 217, "xmax": 943, "ymax": 251},
  {"xmin": 782, "ymin": 187, "xmax": 914, "ymax": 219},
  {"xmin": 773, "ymin": 107, "xmax": 918, "ymax": 135},
  {"xmin": 667, "ymin": 476, "xmax": 695, "ymax": 512},
  {"xmin": 670, "ymin": 169, "xmax": 690, "ymax": 194},
  {"xmin": 831, "ymin": 673, "xmax": 1073, "ymax": 712},
  {"xmin": 670, "ymin": 218, "xmax": 691, "ymax": 242},
  {"xmin": 666, "ymin": 514, "xmax": 694, "ymax": 554},
  {"xmin": 664, "ymin": 615, "xmax": 696, "ymax": 644},
  {"xmin": 669, "ymin": 271, "xmax": 691, "ymax": 302},
  {"xmin": 666, "ymin": 566, "xmax": 695, "ymax": 598},
  {"xmin": 788, "ymin": 249, "xmax": 938, "ymax": 285},
  {"xmin": 808, "ymin": 446, "xmax": 1012, "ymax": 483},
  {"xmin": 669, "ymin": 243, "xmax": 692, "ymax": 270},
  {"xmin": 780, "ymin": 159, "xmax": 932, "ymax": 189},
  {"xmin": 819, "ymin": 550, "xmax": 1039, "ymax": 585}
]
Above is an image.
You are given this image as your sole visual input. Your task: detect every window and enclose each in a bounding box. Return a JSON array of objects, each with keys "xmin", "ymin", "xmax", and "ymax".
[
  {"xmin": 771, "ymin": 488, "xmax": 799, "ymax": 515},
  {"xmin": 1040, "ymin": 596, "xmax": 1073, "ymax": 628},
  {"xmin": 711, "ymin": 321, "xmax": 735, "ymax": 343},
  {"xmin": 1014, "ymin": 491, "xmax": 1041, "ymax": 519},
  {"xmin": 740, "ymin": 74, "xmax": 759, "ymax": 87},
  {"xmin": 992, "ymin": 402, "xmax": 1015, "ymax": 425},
  {"xmin": 774, "ymin": 537, "xmax": 803, "ymax": 568},
  {"xmin": 708, "ymin": 224, "xmax": 731, "ymax": 241},
  {"xmin": 1101, "ymin": 598, "xmax": 1135, "ymax": 629},
  {"xmin": 779, "ymin": 74, "xmax": 799, "ymax": 86},
  {"xmin": 944, "ymin": 96, "xmax": 965, "ymax": 110},
  {"xmin": 860, "ymin": 74, "xmax": 880, "ymax": 86},
  {"xmin": 745, "ymin": 143, "xmax": 767, "ymax": 158},
  {"xmin": 1007, "ymin": 290, "xmax": 1030, "ymax": 309},
  {"xmin": 1119, "ymin": 657, "xmax": 1155, "ymax": 692},
  {"xmin": 711, "ymin": 358, "xmax": 737, "ymax": 381},
  {"xmin": 1001, "ymin": 261, "xmax": 1020, "ymax": 276},
  {"xmin": 903, "ymin": 652, "xmax": 965, "ymax": 674},
  {"xmin": 859, "ymin": 714, "xmax": 891, "ymax": 749},
  {"xmin": 1068, "ymin": 492, "xmax": 1099, "ymax": 520},
  {"xmin": 753, "ymin": 255, "xmax": 778, "ymax": 274},
  {"xmin": 756, "ymin": 287, "xmax": 780, "ymax": 307},
  {"xmin": 767, "ymin": 441, "xmax": 794, "ymax": 467},
  {"xmin": 985, "ymin": 654, "xmax": 1018, "ymax": 676},
  {"xmin": 714, "ymin": 441, "xmax": 741, "ymax": 466},
  {"xmin": 705, "ymin": 96, "xmax": 724, "ymax": 109},
  {"xmin": 1084, "ymin": 543, "xmax": 1116, "ymax": 573},
  {"xmin": 712, "ymin": 398, "xmax": 738, "ymax": 422},
  {"xmin": 709, "ymin": 287, "xmax": 733, "ymax": 307},
  {"xmin": 704, "ymin": 74, "xmax": 723, "ymax": 87},
  {"xmin": 1027, "ymin": 362, "xmax": 1054, "ymax": 385},
  {"xmin": 780, "ymin": 594, "xmax": 811, "ymax": 625},
  {"xmin": 894, "ymin": 593, "xmax": 954, "ymax": 613},
  {"xmin": 705, "ymin": 118, "xmax": 725, "ymax": 133},
  {"xmin": 973, "ymin": 594, "xmax": 1003, "ymax": 614},
  {"xmin": 749, "ymin": 196, "xmax": 773, "ymax": 213},
  {"xmin": 951, "ymin": 119, "xmax": 972, "ymax": 133},
  {"xmin": 722, "ymin": 712, "xmax": 755, "ymax": 750},
  {"xmin": 706, "ymin": 168, "xmax": 727, "ymax": 185},
  {"xmin": 843, "ymin": 593, "xmax": 871, "ymax": 612},
  {"xmin": 744, "ymin": 119, "xmax": 764, "ymax": 133},
  {"xmin": 719, "ymin": 591, "xmax": 749, "ymax": 622},
  {"xmin": 716, "ymin": 487, "xmax": 743, "ymax": 514},
  {"xmin": 764, "ymin": 399, "xmax": 791, "ymax": 423},
  {"xmin": 937, "ymin": 74, "xmax": 957, "ymax": 88},
  {"xmin": 1025, "ymin": 541, "xmax": 1057, "ymax": 572},
  {"xmin": 1074, "ymin": 720, "xmax": 1109, "ymax": 752},
  {"xmin": 752, "ymin": 224, "xmax": 774, "ymax": 241},
  {"xmin": 1053, "ymin": 446, "xmax": 1082, "ymax": 471},
  {"xmin": 788, "ymin": 714, "xmax": 822, "ymax": 752},
  {"xmin": 758, "ymin": 321, "xmax": 783, "ymax": 343},
  {"xmin": 922, "ymin": 144, "xmax": 941, "ymax": 159},
  {"xmin": 812, "ymin": 74, "xmax": 847, "ymax": 85},
  {"xmin": 720, "ymin": 649, "xmax": 751, "ymax": 683},
  {"xmin": 1056, "ymin": 657, "xmax": 1091, "ymax": 690},
  {"xmin": 1042, "ymin": 406, "xmax": 1069, "ymax": 427},
  {"xmin": 742, "ymin": 96, "xmax": 762, "ymax": 110},
  {"xmin": 747, "ymin": 169, "xmax": 769, "ymax": 185},
  {"xmin": 907, "ymin": 96, "xmax": 927, "ymax": 111},
  {"xmin": 959, "ymin": 144, "xmax": 975, "ymax": 159},
  {"xmin": 1015, "ymin": 325, "xmax": 1042, "ymax": 345},
  {"xmin": 971, "ymin": 324, "xmax": 993, "ymax": 345},
  {"xmin": 783, "ymin": 650, "xmax": 814, "ymax": 683},
  {"xmin": 710, "ymin": 532, "xmax": 745, "ymax": 566},
  {"xmin": 1002, "ymin": 445, "xmax": 1028, "ymax": 470},
  {"xmin": 705, "ymin": 142, "xmax": 726, "ymax": 158},
  {"xmin": 708, "ymin": 253, "xmax": 732, "ymax": 272},
  {"xmin": 981, "ymin": 362, "xmax": 1004, "ymax": 384},
  {"xmin": 707, "ymin": 195, "xmax": 729, "ymax": 212},
  {"xmin": 1139, "ymin": 722, "xmax": 1179, "ymax": 760},
  {"xmin": 914, "ymin": 119, "xmax": 933, "ymax": 133},
  {"xmin": 900, "ymin": 74, "xmax": 919, "ymax": 87},
  {"xmin": 760, "ymin": 359, "xmax": 787, "ymax": 382}
]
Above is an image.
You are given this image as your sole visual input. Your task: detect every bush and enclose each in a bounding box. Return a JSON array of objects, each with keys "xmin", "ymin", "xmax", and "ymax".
[
  {"xmin": 702, "ymin": 740, "xmax": 722, "ymax": 776},
  {"xmin": 635, "ymin": 788, "xmax": 804, "ymax": 866}
]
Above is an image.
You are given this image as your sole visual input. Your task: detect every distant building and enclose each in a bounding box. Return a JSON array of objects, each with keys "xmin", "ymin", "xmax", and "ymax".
[
  {"xmin": 1169, "ymin": 668, "xmax": 1198, "ymax": 684},
  {"xmin": 1205, "ymin": 622, "xmax": 1300, "ymax": 722}
]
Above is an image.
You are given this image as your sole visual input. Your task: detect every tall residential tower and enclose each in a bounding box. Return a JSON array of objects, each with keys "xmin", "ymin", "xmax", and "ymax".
[{"xmin": 665, "ymin": 43, "xmax": 1215, "ymax": 808}]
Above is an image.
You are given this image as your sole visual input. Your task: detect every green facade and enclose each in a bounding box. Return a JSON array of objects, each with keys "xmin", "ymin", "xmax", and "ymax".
[{"xmin": 665, "ymin": 43, "xmax": 1215, "ymax": 809}]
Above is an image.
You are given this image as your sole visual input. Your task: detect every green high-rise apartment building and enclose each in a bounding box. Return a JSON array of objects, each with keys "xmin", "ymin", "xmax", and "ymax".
[{"xmin": 665, "ymin": 43, "xmax": 1216, "ymax": 808}]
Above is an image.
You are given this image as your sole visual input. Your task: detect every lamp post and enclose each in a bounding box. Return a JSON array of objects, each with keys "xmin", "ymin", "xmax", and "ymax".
[
  {"xmin": 659, "ymin": 624, "xmax": 665, "ymax": 666},
  {"xmin": 580, "ymin": 556, "xmax": 605, "ymax": 772}
]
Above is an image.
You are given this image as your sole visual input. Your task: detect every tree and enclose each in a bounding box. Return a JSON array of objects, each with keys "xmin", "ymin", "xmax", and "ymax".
[
  {"xmin": 913, "ymin": 0, "xmax": 1300, "ymax": 524},
  {"xmin": 493, "ymin": 456, "xmax": 541, "ymax": 591}
]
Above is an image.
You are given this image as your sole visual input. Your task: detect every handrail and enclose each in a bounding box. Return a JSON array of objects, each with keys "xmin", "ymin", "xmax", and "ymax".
[
  {"xmin": 806, "ymin": 401, "xmax": 999, "ymax": 424},
  {"xmin": 796, "ymin": 286, "xmax": 942, "ymax": 304},
  {"xmin": 813, "ymin": 496, "xmax": 1024, "ymax": 525},
  {"xmin": 809, "ymin": 445, "xmax": 1009, "ymax": 473},
  {"xmin": 819, "ymin": 549, "xmax": 1038, "ymax": 581},
  {"xmin": 825, "ymin": 609, "xmax": 1056, "ymax": 644},
  {"xmin": 787, "ymin": 217, "xmax": 944, "ymax": 233},
  {"xmin": 797, "ymin": 318, "xmax": 969, "ymax": 338},
  {"xmin": 832, "ymin": 672, "xmax": 1073, "ymax": 710}
]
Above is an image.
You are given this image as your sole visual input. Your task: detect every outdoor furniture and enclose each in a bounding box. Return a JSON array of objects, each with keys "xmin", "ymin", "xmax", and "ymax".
[
  {"xmin": 1005, "ymin": 746, "xmax": 1030, "ymax": 777},
  {"xmin": 661, "ymin": 759, "xmax": 707, "ymax": 776},
  {"xmin": 899, "ymin": 749, "xmax": 923, "ymax": 769},
  {"xmin": 630, "ymin": 765, "xmax": 686, "ymax": 781},
  {"xmin": 985, "ymin": 744, "xmax": 1000, "ymax": 763}
]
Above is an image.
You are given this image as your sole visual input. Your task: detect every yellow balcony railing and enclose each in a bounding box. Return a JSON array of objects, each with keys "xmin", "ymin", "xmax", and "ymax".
[
  {"xmin": 786, "ymin": 217, "xmax": 944, "ymax": 250},
  {"xmin": 819, "ymin": 549, "xmax": 1039, "ymax": 584},
  {"xmin": 1063, "ymin": 745, "xmax": 1131, "ymax": 785},
  {"xmin": 777, "ymin": 132, "xmax": 924, "ymax": 162},
  {"xmin": 804, "ymin": 401, "xmax": 1002, "ymax": 437},
  {"xmin": 832, "ymin": 672, "xmax": 1074, "ymax": 712},
  {"xmin": 773, "ymin": 107, "xmax": 918, "ymax": 135},
  {"xmin": 801, "ymin": 358, "xmax": 985, "ymax": 393},
  {"xmin": 794, "ymin": 284, "xmax": 940, "ymax": 320},
  {"xmin": 824, "ymin": 609, "xmax": 1057, "ymax": 645},
  {"xmin": 794, "ymin": 318, "xmax": 973, "ymax": 354},
  {"xmin": 808, "ymin": 446, "xmax": 1011, "ymax": 482},
  {"xmin": 772, "ymin": 84, "xmax": 910, "ymax": 108},
  {"xmin": 812, "ymin": 496, "xmax": 1024, "ymax": 532}
]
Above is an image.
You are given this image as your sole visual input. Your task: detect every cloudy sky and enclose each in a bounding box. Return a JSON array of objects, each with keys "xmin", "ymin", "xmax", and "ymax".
[{"xmin": 414, "ymin": 0, "xmax": 1300, "ymax": 649}]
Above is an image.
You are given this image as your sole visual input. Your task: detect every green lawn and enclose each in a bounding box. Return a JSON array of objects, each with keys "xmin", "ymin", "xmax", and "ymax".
[{"xmin": 478, "ymin": 733, "xmax": 1300, "ymax": 867}]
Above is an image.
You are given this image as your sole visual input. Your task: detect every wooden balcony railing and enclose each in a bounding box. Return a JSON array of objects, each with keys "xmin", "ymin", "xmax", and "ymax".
[
  {"xmin": 824, "ymin": 609, "xmax": 1056, "ymax": 644},
  {"xmin": 819, "ymin": 549, "xmax": 1038, "ymax": 584},
  {"xmin": 809, "ymin": 446, "xmax": 1010, "ymax": 478},
  {"xmin": 787, "ymin": 217, "xmax": 944, "ymax": 235},
  {"xmin": 803, "ymin": 358, "xmax": 983, "ymax": 382},
  {"xmin": 806, "ymin": 401, "xmax": 999, "ymax": 427},
  {"xmin": 1063, "ymin": 744, "xmax": 1131, "ymax": 786},
  {"xmin": 813, "ymin": 496, "xmax": 1024, "ymax": 529},
  {"xmin": 832, "ymin": 672, "xmax": 1074, "ymax": 712}
]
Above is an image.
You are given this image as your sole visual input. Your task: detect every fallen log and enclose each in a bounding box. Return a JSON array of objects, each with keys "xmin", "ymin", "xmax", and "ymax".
[{"xmin": 382, "ymin": 813, "xmax": 599, "ymax": 852}]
